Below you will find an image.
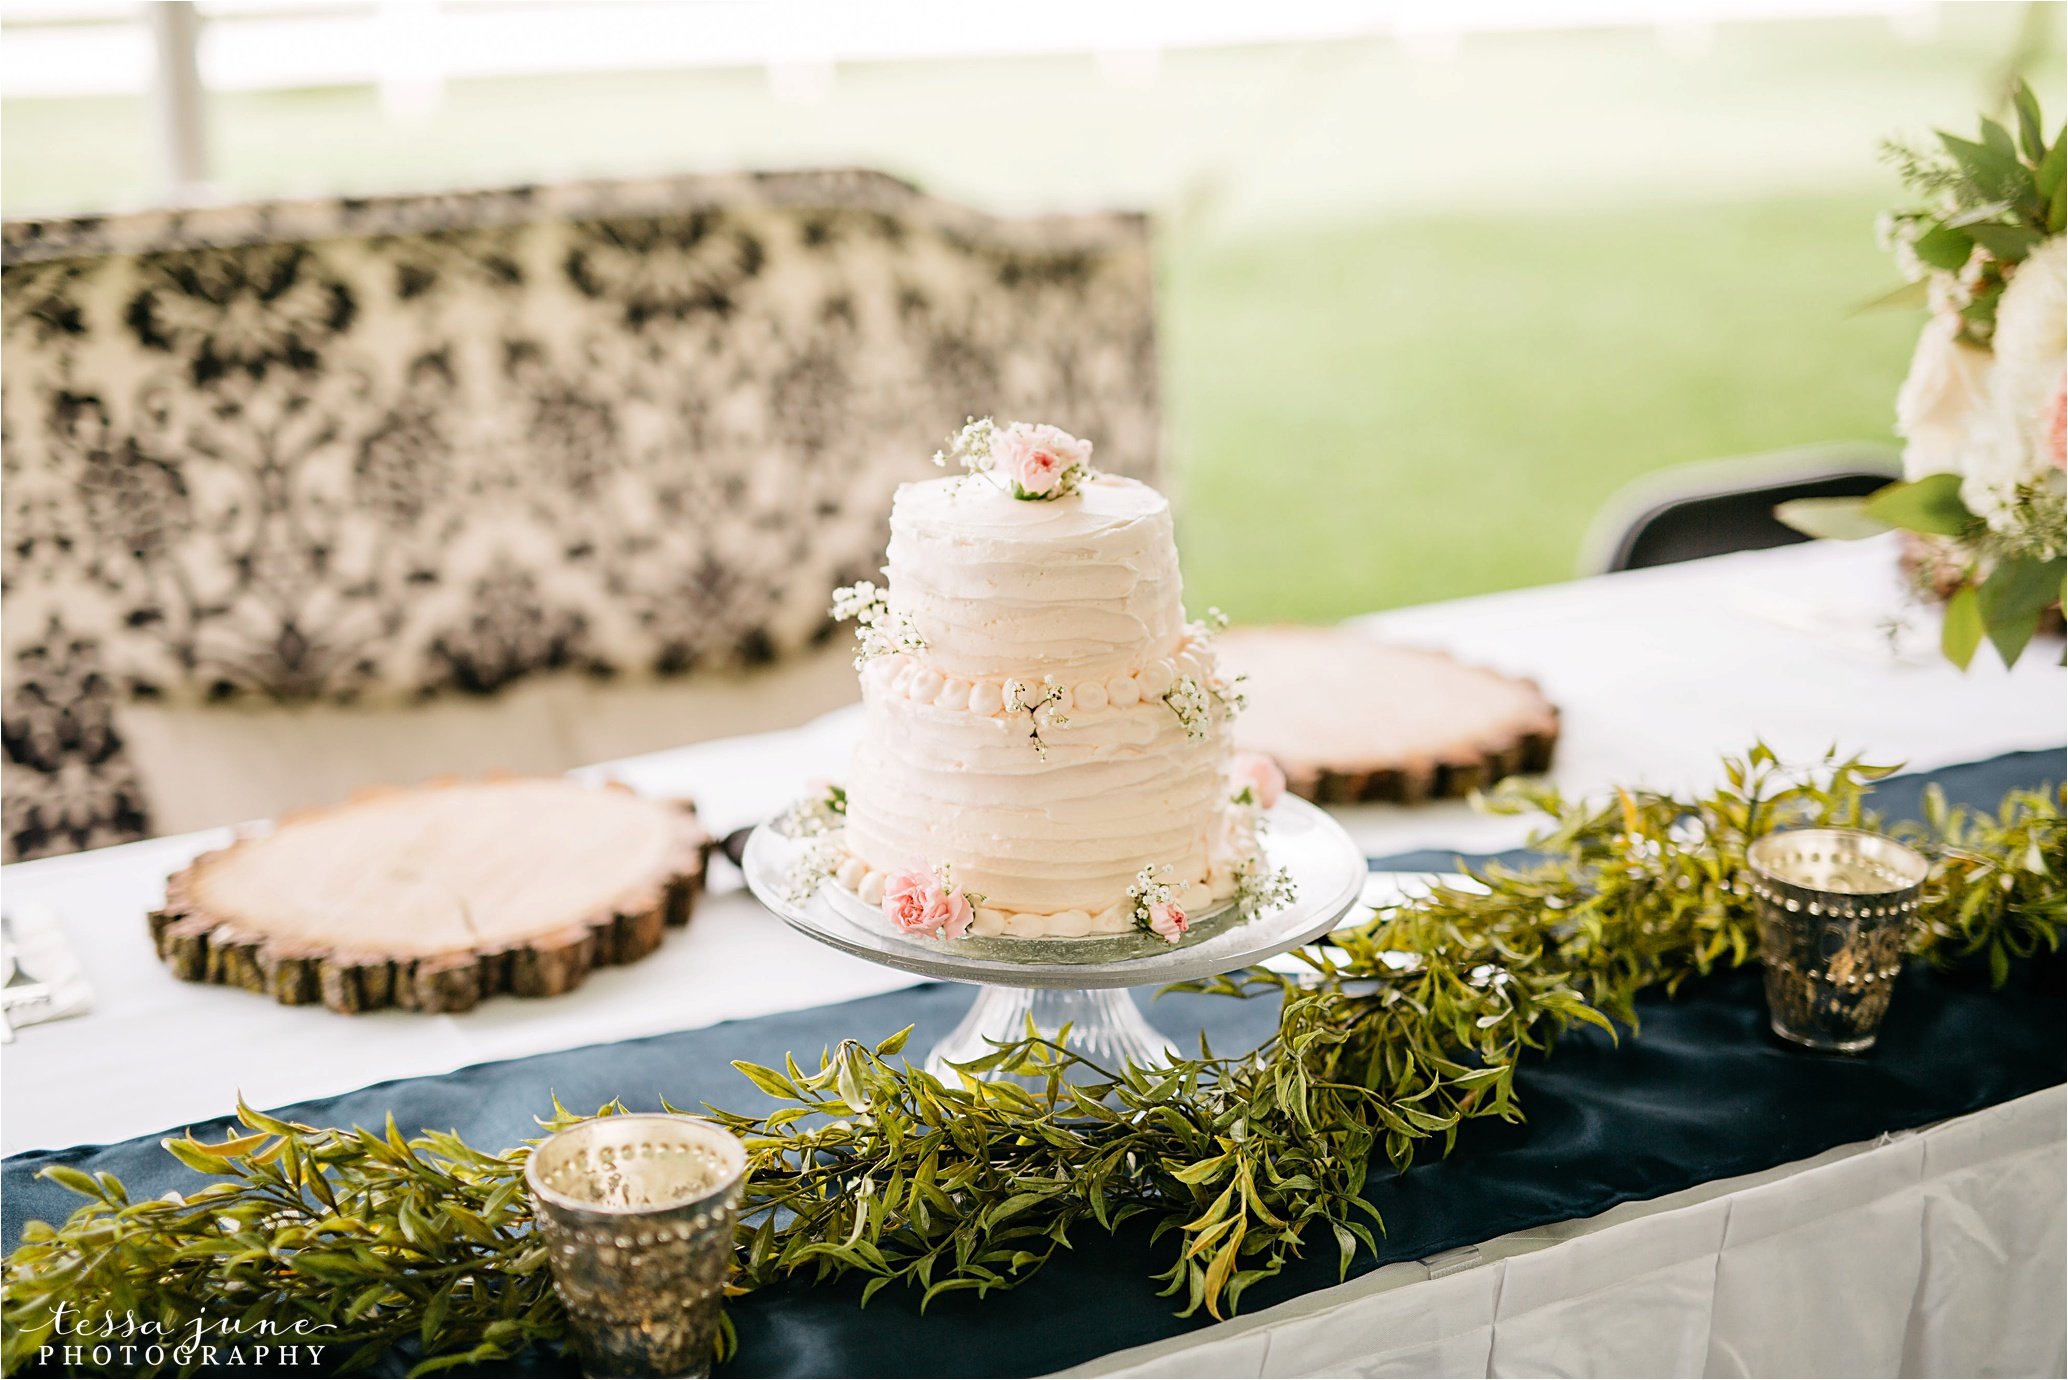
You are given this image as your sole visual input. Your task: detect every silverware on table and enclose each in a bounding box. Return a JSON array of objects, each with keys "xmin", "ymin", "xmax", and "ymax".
[{"xmin": 1, "ymin": 911, "xmax": 60, "ymax": 1041}]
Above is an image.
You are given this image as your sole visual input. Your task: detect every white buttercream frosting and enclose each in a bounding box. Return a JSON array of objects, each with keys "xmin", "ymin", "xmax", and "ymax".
[
  {"xmin": 846, "ymin": 685, "xmax": 1231, "ymax": 916},
  {"xmin": 883, "ymin": 473, "xmax": 1187, "ymax": 683},
  {"xmin": 843, "ymin": 468, "xmax": 1252, "ymax": 925}
]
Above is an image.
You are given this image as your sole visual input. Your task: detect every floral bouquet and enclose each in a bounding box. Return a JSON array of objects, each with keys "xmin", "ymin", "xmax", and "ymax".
[{"xmin": 1781, "ymin": 81, "xmax": 2064, "ymax": 669}]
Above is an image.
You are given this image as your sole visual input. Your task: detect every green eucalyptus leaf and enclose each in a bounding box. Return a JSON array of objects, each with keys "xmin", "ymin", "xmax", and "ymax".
[
  {"xmin": 1848, "ymin": 277, "xmax": 1929, "ymax": 314},
  {"xmin": 1981, "ymin": 554, "xmax": 2064, "ymax": 621},
  {"xmin": 733, "ymin": 1061, "xmax": 800, "ymax": 1099},
  {"xmin": 1964, "ymin": 222, "xmax": 2043, "ymax": 262},
  {"xmin": 1910, "ymin": 221, "xmax": 1974, "ymax": 271},
  {"xmin": 1774, "ymin": 496, "xmax": 1892, "ymax": 541},
  {"xmin": 1977, "ymin": 555, "xmax": 2065, "ymax": 668},
  {"xmin": 1980, "ymin": 116, "xmax": 2018, "ymax": 164},
  {"xmin": 2039, "ymin": 129, "xmax": 2066, "ymax": 231},
  {"xmin": 1939, "ymin": 130, "xmax": 2027, "ymax": 199},
  {"xmin": 1984, "ymin": 610, "xmax": 2038, "ymax": 669},
  {"xmin": 1861, "ymin": 473, "xmax": 1972, "ymax": 537},
  {"xmin": 1942, "ymin": 584, "xmax": 1986, "ymax": 669},
  {"xmin": 2014, "ymin": 82, "xmax": 2047, "ymax": 164},
  {"xmin": 38, "ymin": 1164, "xmax": 106, "ymax": 1200}
]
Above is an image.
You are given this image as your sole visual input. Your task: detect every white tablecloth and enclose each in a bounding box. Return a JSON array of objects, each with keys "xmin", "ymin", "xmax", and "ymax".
[
  {"xmin": 3, "ymin": 536, "xmax": 2062, "ymax": 1376},
  {"xmin": 1066, "ymin": 1087, "xmax": 2065, "ymax": 1379}
]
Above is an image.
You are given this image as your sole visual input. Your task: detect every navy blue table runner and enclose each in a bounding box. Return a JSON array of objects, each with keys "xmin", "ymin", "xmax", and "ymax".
[{"xmin": 6, "ymin": 748, "xmax": 2063, "ymax": 1377}]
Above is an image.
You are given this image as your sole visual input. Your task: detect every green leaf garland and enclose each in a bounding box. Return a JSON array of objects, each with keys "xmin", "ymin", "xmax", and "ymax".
[{"xmin": 5, "ymin": 750, "xmax": 2062, "ymax": 1378}]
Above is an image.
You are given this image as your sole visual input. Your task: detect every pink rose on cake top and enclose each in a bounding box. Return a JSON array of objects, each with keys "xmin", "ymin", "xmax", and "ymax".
[{"xmin": 989, "ymin": 421, "xmax": 1095, "ymax": 498}]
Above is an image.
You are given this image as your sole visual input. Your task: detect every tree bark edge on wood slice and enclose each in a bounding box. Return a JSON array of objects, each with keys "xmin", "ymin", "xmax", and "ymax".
[
  {"xmin": 1217, "ymin": 626, "xmax": 1561, "ymax": 806},
  {"xmin": 149, "ymin": 777, "xmax": 713, "ymax": 1015}
]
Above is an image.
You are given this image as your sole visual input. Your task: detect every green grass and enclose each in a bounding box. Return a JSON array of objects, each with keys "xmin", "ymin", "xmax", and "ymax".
[
  {"xmin": 3, "ymin": 6, "xmax": 2062, "ymax": 619},
  {"xmin": 1166, "ymin": 187, "xmax": 1923, "ymax": 618}
]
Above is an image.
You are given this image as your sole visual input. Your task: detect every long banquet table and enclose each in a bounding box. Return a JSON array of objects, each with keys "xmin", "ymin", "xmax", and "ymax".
[{"xmin": 3, "ymin": 535, "xmax": 2063, "ymax": 1377}]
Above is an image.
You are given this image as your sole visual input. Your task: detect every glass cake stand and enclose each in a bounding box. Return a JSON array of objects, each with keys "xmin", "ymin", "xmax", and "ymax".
[{"xmin": 740, "ymin": 798, "xmax": 1369, "ymax": 1084}]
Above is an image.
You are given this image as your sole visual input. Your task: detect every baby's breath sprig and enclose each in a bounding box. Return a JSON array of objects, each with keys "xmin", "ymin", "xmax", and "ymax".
[
  {"xmin": 1180, "ymin": 609, "xmax": 1232, "ymax": 651},
  {"xmin": 1210, "ymin": 673, "xmax": 1248, "ymax": 718},
  {"xmin": 781, "ymin": 782, "xmax": 847, "ymax": 838},
  {"xmin": 1004, "ymin": 676, "xmax": 1070, "ymax": 758},
  {"xmin": 829, "ymin": 580, "xmax": 925, "ymax": 667},
  {"xmin": 1163, "ymin": 675, "xmax": 1212, "ymax": 739},
  {"xmin": 1125, "ymin": 864, "xmax": 1187, "ymax": 941},
  {"xmin": 780, "ymin": 836, "xmax": 845, "ymax": 905},
  {"xmin": 1230, "ymin": 857, "xmax": 1297, "ymax": 920},
  {"xmin": 933, "ymin": 416, "xmax": 997, "ymax": 476},
  {"xmin": 1125, "ymin": 864, "xmax": 1174, "ymax": 913}
]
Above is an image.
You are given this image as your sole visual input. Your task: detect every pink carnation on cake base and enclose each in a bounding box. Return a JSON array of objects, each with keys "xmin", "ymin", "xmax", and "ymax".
[
  {"xmin": 1147, "ymin": 902, "xmax": 1188, "ymax": 943},
  {"xmin": 881, "ymin": 866, "xmax": 973, "ymax": 940}
]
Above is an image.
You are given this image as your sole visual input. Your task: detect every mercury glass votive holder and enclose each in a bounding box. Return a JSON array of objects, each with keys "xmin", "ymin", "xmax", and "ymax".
[
  {"xmin": 1745, "ymin": 827, "xmax": 1929, "ymax": 1054},
  {"xmin": 525, "ymin": 1114, "xmax": 746, "ymax": 1379}
]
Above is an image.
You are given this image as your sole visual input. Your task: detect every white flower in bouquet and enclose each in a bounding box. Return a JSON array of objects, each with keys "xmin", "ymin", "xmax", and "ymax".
[
  {"xmin": 1895, "ymin": 311, "xmax": 1995, "ymax": 479},
  {"xmin": 1960, "ymin": 234, "xmax": 2067, "ymax": 548},
  {"xmin": 1782, "ymin": 84, "xmax": 2065, "ymax": 668},
  {"xmin": 1925, "ymin": 264, "xmax": 1975, "ymax": 317}
]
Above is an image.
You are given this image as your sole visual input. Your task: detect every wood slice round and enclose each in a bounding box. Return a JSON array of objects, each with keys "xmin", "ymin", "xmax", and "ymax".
[
  {"xmin": 150, "ymin": 778, "xmax": 710, "ymax": 1014},
  {"xmin": 1217, "ymin": 626, "xmax": 1559, "ymax": 805}
]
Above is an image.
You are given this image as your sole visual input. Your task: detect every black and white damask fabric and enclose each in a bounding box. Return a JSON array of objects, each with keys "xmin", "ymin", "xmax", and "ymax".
[{"xmin": 1, "ymin": 171, "xmax": 1161, "ymax": 860}]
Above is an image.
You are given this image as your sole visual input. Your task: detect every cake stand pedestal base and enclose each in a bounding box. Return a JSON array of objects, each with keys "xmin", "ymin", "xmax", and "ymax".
[{"xmin": 924, "ymin": 985, "xmax": 1177, "ymax": 1087}]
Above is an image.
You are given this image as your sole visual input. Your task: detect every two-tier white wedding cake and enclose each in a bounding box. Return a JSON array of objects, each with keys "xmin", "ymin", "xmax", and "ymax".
[{"xmin": 795, "ymin": 420, "xmax": 1289, "ymax": 947}]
